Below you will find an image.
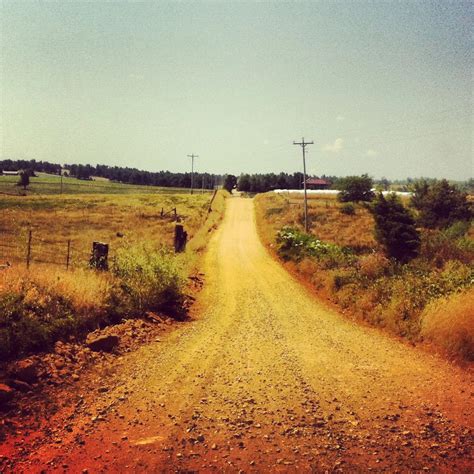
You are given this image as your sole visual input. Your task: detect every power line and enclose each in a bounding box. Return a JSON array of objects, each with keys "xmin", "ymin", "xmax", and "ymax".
[
  {"xmin": 187, "ymin": 154, "xmax": 198, "ymax": 195},
  {"xmin": 293, "ymin": 137, "xmax": 313, "ymax": 233}
]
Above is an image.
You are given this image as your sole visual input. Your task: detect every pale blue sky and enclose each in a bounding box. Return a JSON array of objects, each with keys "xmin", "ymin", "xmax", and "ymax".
[{"xmin": 1, "ymin": 1, "xmax": 472, "ymax": 179}]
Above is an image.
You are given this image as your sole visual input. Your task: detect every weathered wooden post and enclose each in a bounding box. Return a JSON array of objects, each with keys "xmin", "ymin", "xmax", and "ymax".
[
  {"xmin": 26, "ymin": 230, "xmax": 32, "ymax": 269},
  {"xmin": 174, "ymin": 225, "xmax": 187, "ymax": 253},
  {"xmin": 66, "ymin": 239, "xmax": 71, "ymax": 270},
  {"xmin": 90, "ymin": 241, "xmax": 109, "ymax": 270}
]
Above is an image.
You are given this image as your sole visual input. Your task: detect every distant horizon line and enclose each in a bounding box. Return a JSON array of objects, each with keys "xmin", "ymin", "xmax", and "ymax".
[{"xmin": 0, "ymin": 157, "xmax": 471, "ymax": 183}]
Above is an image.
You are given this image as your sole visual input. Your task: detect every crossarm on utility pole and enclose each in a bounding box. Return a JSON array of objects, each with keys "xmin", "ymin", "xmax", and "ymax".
[{"xmin": 293, "ymin": 138, "xmax": 314, "ymax": 233}]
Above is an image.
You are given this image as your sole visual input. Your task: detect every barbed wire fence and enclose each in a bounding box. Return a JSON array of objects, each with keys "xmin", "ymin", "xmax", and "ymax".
[
  {"xmin": 0, "ymin": 206, "xmax": 188, "ymax": 271},
  {"xmin": 0, "ymin": 230, "xmax": 98, "ymax": 270}
]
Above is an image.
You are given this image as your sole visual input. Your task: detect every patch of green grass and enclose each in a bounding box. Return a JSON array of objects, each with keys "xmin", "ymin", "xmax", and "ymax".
[{"xmin": 0, "ymin": 174, "xmax": 205, "ymax": 196}]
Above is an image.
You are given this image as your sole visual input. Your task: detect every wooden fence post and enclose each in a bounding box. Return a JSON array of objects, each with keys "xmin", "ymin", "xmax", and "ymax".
[
  {"xmin": 26, "ymin": 230, "xmax": 32, "ymax": 269},
  {"xmin": 66, "ymin": 239, "xmax": 71, "ymax": 270},
  {"xmin": 208, "ymin": 189, "xmax": 218, "ymax": 213},
  {"xmin": 174, "ymin": 225, "xmax": 187, "ymax": 253},
  {"xmin": 174, "ymin": 208, "xmax": 177, "ymax": 221},
  {"xmin": 90, "ymin": 242, "xmax": 109, "ymax": 270}
]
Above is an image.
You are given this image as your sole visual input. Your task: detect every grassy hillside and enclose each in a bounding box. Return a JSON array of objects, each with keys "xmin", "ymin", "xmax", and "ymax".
[
  {"xmin": 255, "ymin": 192, "xmax": 474, "ymax": 361},
  {"xmin": 0, "ymin": 191, "xmax": 213, "ymax": 268},
  {"xmin": 0, "ymin": 187, "xmax": 228, "ymax": 360},
  {"xmin": 0, "ymin": 173, "xmax": 201, "ymax": 195}
]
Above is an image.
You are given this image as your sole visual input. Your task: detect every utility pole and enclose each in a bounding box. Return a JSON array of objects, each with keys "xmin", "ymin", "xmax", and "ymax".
[
  {"xmin": 187, "ymin": 154, "xmax": 198, "ymax": 194},
  {"xmin": 293, "ymin": 137, "xmax": 314, "ymax": 232}
]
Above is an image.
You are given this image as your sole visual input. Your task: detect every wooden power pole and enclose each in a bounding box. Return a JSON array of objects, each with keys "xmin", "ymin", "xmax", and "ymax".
[
  {"xmin": 293, "ymin": 137, "xmax": 314, "ymax": 232},
  {"xmin": 187, "ymin": 154, "xmax": 198, "ymax": 195}
]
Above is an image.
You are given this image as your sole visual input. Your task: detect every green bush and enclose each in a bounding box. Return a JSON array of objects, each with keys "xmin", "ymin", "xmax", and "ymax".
[
  {"xmin": 0, "ymin": 285, "xmax": 78, "ymax": 360},
  {"xmin": 337, "ymin": 174, "xmax": 375, "ymax": 203},
  {"xmin": 276, "ymin": 227, "xmax": 351, "ymax": 267},
  {"xmin": 411, "ymin": 179, "xmax": 472, "ymax": 229},
  {"xmin": 419, "ymin": 229, "xmax": 473, "ymax": 267},
  {"xmin": 111, "ymin": 243, "xmax": 185, "ymax": 318},
  {"xmin": 340, "ymin": 203, "xmax": 355, "ymax": 215},
  {"xmin": 370, "ymin": 193, "xmax": 420, "ymax": 263}
]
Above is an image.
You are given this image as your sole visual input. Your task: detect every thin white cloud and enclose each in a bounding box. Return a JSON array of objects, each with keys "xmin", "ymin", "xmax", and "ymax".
[
  {"xmin": 336, "ymin": 115, "xmax": 345, "ymax": 121},
  {"xmin": 366, "ymin": 149, "xmax": 378, "ymax": 157},
  {"xmin": 322, "ymin": 138, "xmax": 343, "ymax": 153}
]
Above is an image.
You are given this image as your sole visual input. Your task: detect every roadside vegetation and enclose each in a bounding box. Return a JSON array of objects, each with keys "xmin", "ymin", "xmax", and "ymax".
[
  {"xmin": 255, "ymin": 179, "xmax": 473, "ymax": 361},
  {"xmin": 0, "ymin": 188, "xmax": 228, "ymax": 360}
]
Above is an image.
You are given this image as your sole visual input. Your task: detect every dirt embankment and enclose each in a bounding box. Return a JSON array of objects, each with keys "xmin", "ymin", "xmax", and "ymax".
[{"xmin": 1, "ymin": 197, "xmax": 473, "ymax": 473}]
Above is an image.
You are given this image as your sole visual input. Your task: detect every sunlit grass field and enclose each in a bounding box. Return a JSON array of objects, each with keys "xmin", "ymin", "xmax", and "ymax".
[
  {"xmin": 0, "ymin": 184, "xmax": 227, "ymax": 360},
  {"xmin": 0, "ymin": 173, "xmax": 197, "ymax": 196},
  {"xmin": 0, "ymin": 184, "xmax": 213, "ymax": 268},
  {"xmin": 258, "ymin": 192, "xmax": 377, "ymax": 250}
]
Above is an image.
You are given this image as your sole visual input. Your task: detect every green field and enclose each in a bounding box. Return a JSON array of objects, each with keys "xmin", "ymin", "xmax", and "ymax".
[{"xmin": 0, "ymin": 173, "xmax": 205, "ymax": 196}]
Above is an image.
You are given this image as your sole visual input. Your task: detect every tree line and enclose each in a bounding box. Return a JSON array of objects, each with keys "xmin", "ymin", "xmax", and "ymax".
[{"xmin": 0, "ymin": 159, "xmax": 222, "ymax": 190}]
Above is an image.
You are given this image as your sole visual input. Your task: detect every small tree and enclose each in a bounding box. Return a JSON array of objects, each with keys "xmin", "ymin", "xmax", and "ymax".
[
  {"xmin": 337, "ymin": 174, "xmax": 375, "ymax": 202},
  {"xmin": 17, "ymin": 170, "xmax": 30, "ymax": 190},
  {"xmin": 223, "ymin": 174, "xmax": 237, "ymax": 193},
  {"xmin": 237, "ymin": 174, "xmax": 251, "ymax": 192},
  {"xmin": 411, "ymin": 179, "xmax": 472, "ymax": 229},
  {"xmin": 371, "ymin": 193, "xmax": 420, "ymax": 263}
]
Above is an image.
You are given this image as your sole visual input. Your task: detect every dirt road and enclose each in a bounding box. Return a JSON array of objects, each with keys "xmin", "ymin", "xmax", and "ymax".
[{"xmin": 4, "ymin": 197, "xmax": 474, "ymax": 472}]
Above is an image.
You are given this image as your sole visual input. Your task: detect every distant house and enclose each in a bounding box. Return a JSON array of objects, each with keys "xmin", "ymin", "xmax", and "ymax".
[
  {"xmin": 305, "ymin": 178, "xmax": 330, "ymax": 190},
  {"xmin": 1, "ymin": 170, "xmax": 19, "ymax": 176}
]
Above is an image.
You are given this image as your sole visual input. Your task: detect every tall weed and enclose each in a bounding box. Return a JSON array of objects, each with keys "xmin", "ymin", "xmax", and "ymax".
[
  {"xmin": 111, "ymin": 243, "xmax": 185, "ymax": 318},
  {"xmin": 421, "ymin": 288, "xmax": 474, "ymax": 361}
]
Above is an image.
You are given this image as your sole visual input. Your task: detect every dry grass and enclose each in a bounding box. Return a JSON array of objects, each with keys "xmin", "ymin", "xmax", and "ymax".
[
  {"xmin": 255, "ymin": 192, "xmax": 376, "ymax": 251},
  {"xmin": 255, "ymin": 191, "xmax": 474, "ymax": 361},
  {"xmin": 0, "ymin": 192, "xmax": 214, "ymax": 268},
  {"xmin": 0, "ymin": 265, "xmax": 110, "ymax": 315},
  {"xmin": 0, "ymin": 189, "xmax": 228, "ymax": 360},
  {"xmin": 421, "ymin": 288, "xmax": 474, "ymax": 361}
]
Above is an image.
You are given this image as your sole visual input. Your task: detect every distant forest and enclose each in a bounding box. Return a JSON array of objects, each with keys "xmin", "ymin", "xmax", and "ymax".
[
  {"xmin": 0, "ymin": 159, "xmax": 222, "ymax": 190},
  {"xmin": 0, "ymin": 159, "xmax": 472, "ymax": 193}
]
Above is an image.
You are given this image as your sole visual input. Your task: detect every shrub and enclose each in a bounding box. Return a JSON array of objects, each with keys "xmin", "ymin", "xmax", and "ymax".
[
  {"xmin": 340, "ymin": 203, "xmax": 355, "ymax": 215},
  {"xmin": 0, "ymin": 281, "xmax": 77, "ymax": 360},
  {"xmin": 0, "ymin": 267, "xmax": 112, "ymax": 360},
  {"xmin": 358, "ymin": 253, "xmax": 390, "ymax": 279},
  {"xmin": 223, "ymin": 174, "xmax": 237, "ymax": 193},
  {"xmin": 337, "ymin": 174, "xmax": 375, "ymax": 203},
  {"xmin": 419, "ymin": 229, "xmax": 473, "ymax": 267},
  {"xmin": 421, "ymin": 288, "xmax": 474, "ymax": 361},
  {"xmin": 411, "ymin": 179, "xmax": 472, "ymax": 229},
  {"xmin": 111, "ymin": 243, "xmax": 185, "ymax": 318},
  {"xmin": 444, "ymin": 220, "xmax": 471, "ymax": 239},
  {"xmin": 370, "ymin": 193, "xmax": 420, "ymax": 263},
  {"xmin": 276, "ymin": 227, "xmax": 350, "ymax": 266}
]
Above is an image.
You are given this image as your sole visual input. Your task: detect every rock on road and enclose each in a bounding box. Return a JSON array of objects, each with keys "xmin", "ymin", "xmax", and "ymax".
[{"xmin": 5, "ymin": 197, "xmax": 474, "ymax": 472}]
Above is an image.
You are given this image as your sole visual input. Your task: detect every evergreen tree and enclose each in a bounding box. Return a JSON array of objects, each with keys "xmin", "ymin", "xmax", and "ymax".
[
  {"xmin": 371, "ymin": 193, "xmax": 420, "ymax": 263},
  {"xmin": 410, "ymin": 179, "xmax": 472, "ymax": 229}
]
